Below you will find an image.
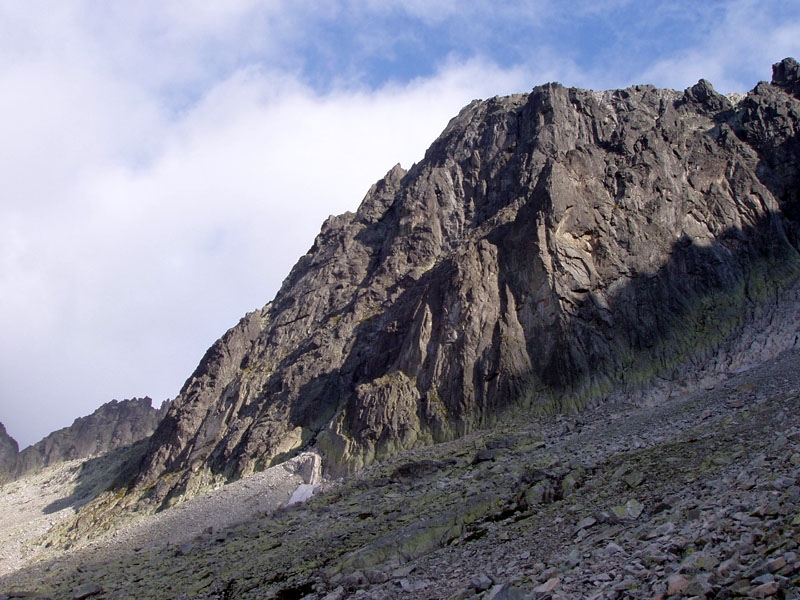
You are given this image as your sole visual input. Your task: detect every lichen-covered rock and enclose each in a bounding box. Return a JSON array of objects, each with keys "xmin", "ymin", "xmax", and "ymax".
[{"xmin": 133, "ymin": 59, "xmax": 800, "ymax": 503}]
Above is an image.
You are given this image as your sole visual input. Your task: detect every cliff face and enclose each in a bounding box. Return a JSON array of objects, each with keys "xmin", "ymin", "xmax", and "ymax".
[
  {"xmin": 135, "ymin": 59, "xmax": 800, "ymax": 501},
  {"xmin": 0, "ymin": 423, "xmax": 19, "ymax": 482},
  {"xmin": 2, "ymin": 397, "xmax": 168, "ymax": 479}
]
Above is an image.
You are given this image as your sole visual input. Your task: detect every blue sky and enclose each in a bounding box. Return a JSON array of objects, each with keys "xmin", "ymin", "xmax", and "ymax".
[{"xmin": 1, "ymin": 0, "xmax": 799, "ymax": 448}]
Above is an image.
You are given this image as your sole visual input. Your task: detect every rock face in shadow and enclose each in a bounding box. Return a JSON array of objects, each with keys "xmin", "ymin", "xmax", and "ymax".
[
  {"xmin": 134, "ymin": 59, "xmax": 800, "ymax": 503},
  {"xmin": 4, "ymin": 398, "xmax": 168, "ymax": 479}
]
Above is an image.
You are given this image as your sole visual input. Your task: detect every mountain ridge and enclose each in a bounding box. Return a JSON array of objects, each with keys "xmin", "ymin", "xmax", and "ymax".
[
  {"xmin": 123, "ymin": 58, "xmax": 800, "ymax": 509},
  {"xmin": 3, "ymin": 58, "xmax": 800, "ymax": 599},
  {"xmin": 0, "ymin": 397, "xmax": 168, "ymax": 482}
]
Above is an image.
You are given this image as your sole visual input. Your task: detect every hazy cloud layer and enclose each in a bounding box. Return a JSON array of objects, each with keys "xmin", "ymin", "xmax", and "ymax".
[{"xmin": 1, "ymin": 0, "xmax": 798, "ymax": 447}]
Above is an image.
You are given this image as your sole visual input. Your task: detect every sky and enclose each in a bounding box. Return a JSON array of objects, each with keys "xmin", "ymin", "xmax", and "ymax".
[{"xmin": 1, "ymin": 0, "xmax": 799, "ymax": 449}]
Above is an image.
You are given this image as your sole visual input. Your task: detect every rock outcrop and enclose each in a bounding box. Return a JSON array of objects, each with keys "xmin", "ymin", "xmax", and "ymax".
[
  {"xmin": 6, "ymin": 397, "xmax": 168, "ymax": 479},
  {"xmin": 134, "ymin": 59, "xmax": 800, "ymax": 504},
  {"xmin": 0, "ymin": 423, "xmax": 19, "ymax": 482}
]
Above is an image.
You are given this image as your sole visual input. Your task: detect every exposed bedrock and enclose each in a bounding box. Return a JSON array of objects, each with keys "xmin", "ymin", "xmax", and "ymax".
[{"xmin": 132, "ymin": 59, "xmax": 800, "ymax": 505}]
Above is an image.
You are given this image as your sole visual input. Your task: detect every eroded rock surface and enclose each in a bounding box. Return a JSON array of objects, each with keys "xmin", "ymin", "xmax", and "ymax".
[{"xmin": 131, "ymin": 59, "xmax": 800, "ymax": 506}]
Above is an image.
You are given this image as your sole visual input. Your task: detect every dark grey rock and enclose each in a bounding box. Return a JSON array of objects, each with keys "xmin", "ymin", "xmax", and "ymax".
[
  {"xmin": 129, "ymin": 58, "xmax": 800, "ymax": 503},
  {"xmin": 485, "ymin": 584, "xmax": 531, "ymax": 600},
  {"xmin": 71, "ymin": 583, "xmax": 103, "ymax": 600},
  {"xmin": 471, "ymin": 574, "xmax": 493, "ymax": 592}
]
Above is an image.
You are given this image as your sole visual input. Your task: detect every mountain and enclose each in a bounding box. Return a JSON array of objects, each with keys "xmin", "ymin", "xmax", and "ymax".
[
  {"xmin": 3, "ymin": 59, "xmax": 800, "ymax": 600},
  {"xmin": 129, "ymin": 58, "xmax": 800, "ymax": 507},
  {"xmin": 0, "ymin": 397, "xmax": 168, "ymax": 481}
]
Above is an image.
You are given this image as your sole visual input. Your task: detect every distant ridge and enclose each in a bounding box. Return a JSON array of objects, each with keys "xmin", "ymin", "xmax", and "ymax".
[{"xmin": 0, "ymin": 397, "xmax": 168, "ymax": 481}]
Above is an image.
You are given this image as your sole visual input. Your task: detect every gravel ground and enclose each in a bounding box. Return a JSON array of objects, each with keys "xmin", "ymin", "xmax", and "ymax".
[
  {"xmin": 0, "ymin": 452, "xmax": 320, "ymax": 581},
  {"xmin": 2, "ymin": 350, "xmax": 800, "ymax": 599},
  {"xmin": 0, "ymin": 458, "xmax": 90, "ymax": 576}
]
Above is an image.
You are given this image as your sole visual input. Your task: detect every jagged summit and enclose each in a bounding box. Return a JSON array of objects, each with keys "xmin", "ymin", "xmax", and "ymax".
[
  {"xmin": 130, "ymin": 59, "xmax": 800, "ymax": 507},
  {"xmin": 0, "ymin": 397, "xmax": 168, "ymax": 482}
]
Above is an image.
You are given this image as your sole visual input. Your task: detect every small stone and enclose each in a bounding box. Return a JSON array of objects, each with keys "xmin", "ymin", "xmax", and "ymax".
[
  {"xmin": 575, "ymin": 516, "xmax": 597, "ymax": 531},
  {"xmin": 751, "ymin": 574, "xmax": 775, "ymax": 586},
  {"xmin": 654, "ymin": 521, "xmax": 675, "ymax": 536},
  {"xmin": 399, "ymin": 579, "xmax": 429, "ymax": 593},
  {"xmin": 682, "ymin": 550, "xmax": 718, "ymax": 572},
  {"xmin": 729, "ymin": 578, "xmax": 752, "ymax": 594},
  {"xmin": 322, "ymin": 587, "xmax": 345, "ymax": 600},
  {"xmin": 484, "ymin": 584, "xmax": 529, "ymax": 600},
  {"xmin": 772, "ymin": 436, "xmax": 789, "ymax": 451},
  {"xmin": 666, "ymin": 573, "xmax": 690, "ymax": 595},
  {"xmin": 72, "ymin": 583, "xmax": 103, "ymax": 600},
  {"xmin": 625, "ymin": 498, "xmax": 644, "ymax": 519},
  {"xmin": 564, "ymin": 548, "xmax": 581, "ymax": 569},
  {"xmin": 391, "ymin": 565, "xmax": 416, "ymax": 579},
  {"xmin": 610, "ymin": 498, "xmax": 644, "ymax": 520},
  {"xmin": 778, "ymin": 561, "xmax": 800, "ymax": 576},
  {"xmin": 605, "ymin": 542, "xmax": 625, "ymax": 554},
  {"xmin": 341, "ymin": 571, "xmax": 368, "ymax": 588},
  {"xmin": 738, "ymin": 476, "xmax": 757, "ymax": 490},
  {"xmin": 767, "ymin": 556, "xmax": 787, "ymax": 572},
  {"xmin": 364, "ymin": 569, "xmax": 389, "ymax": 584},
  {"xmin": 751, "ymin": 581, "xmax": 780, "ymax": 597},
  {"xmin": 613, "ymin": 465, "xmax": 630, "ymax": 480},
  {"xmin": 684, "ymin": 574, "xmax": 713, "ymax": 596},
  {"xmin": 471, "ymin": 574, "xmax": 493, "ymax": 592},
  {"xmin": 624, "ymin": 471, "xmax": 645, "ymax": 488},
  {"xmin": 533, "ymin": 576, "xmax": 560, "ymax": 594},
  {"xmin": 717, "ymin": 556, "xmax": 740, "ymax": 578}
]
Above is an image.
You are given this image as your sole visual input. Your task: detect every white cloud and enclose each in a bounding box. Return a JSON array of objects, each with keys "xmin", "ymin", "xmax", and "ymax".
[
  {"xmin": 636, "ymin": 0, "xmax": 800, "ymax": 93},
  {"xmin": 0, "ymin": 16, "xmax": 537, "ymax": 447}
]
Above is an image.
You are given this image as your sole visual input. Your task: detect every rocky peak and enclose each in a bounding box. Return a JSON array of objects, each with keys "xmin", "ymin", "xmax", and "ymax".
[
  {"xmin": 772, "ymin": 57, "xmax": 800, "ymax": 98},
  {"xmin": 8, "ymin": 397, "xmax": 168, "ymax": 479},
  {"xmin": 0, "ymin": 422, "xmax": 19, "ymax": 482},
  {"xmin": 131, "ymin": 59, "xmax": 800, "ymax": 507}
]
